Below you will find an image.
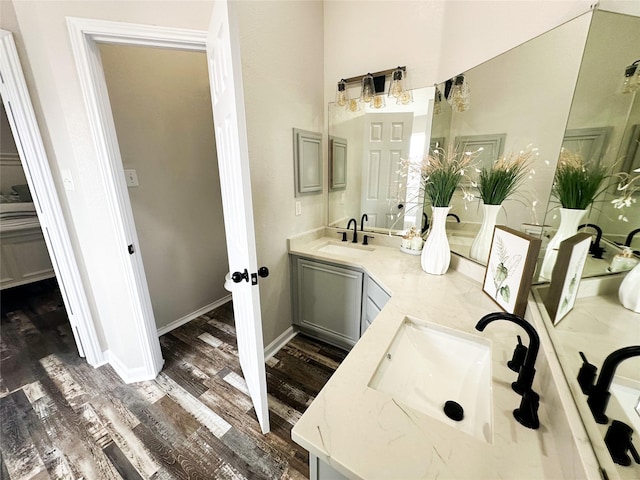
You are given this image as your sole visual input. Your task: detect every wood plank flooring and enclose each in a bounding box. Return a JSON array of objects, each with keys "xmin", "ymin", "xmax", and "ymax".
[{"xmin": 0, "ymin": 280, "xmax": 347, "ymax": 480}]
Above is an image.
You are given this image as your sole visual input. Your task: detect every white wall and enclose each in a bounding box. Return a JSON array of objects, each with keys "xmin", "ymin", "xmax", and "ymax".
[
  {"xmin": 99, "ymin": 44, "xmax": 229, "ymax": 331},
  {"xmin": 323, "ymin": 1, "xmax": 592, "ymax": 104},
  {"xmin": 236, "ymin": 0, "xmax": 325, "ymax": 345}
]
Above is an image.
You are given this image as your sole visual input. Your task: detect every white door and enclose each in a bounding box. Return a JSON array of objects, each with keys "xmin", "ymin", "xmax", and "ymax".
[
  {"xmin": 361, "ymin": 112, "xmax": 413, "ymax": 228},
  {"xmin": 207, "ymin": 0, "xmax": 270, "ymax": 434}
]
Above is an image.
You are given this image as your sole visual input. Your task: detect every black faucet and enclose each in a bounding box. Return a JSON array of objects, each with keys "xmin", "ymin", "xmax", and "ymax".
[
  {"xmin": 447, "ymin": 213, "xmax": 460, "ymax": 223},
  {"xmin": 422, "ymin": 212, "xmax": 429, "ymax": 234},
  {"xmin": 578, "ymin": 223, "xmax": 604, "ymax": 258},
  {"xmin": 586, "ymin": 345, "xmax": 640, "ymax": 424},
  {"xmin": 605, "ymin": 420, "xmax": 640, "ymax": 466},
  {"xmin": 347, "ymin": 218, "xmax": 358, "ymax": 244},
  {"xmin": 360, "ymin": 213, "xmax": 368, "ymax": 232},
  {"xmin": 475, "ymin": 312, "xmax": 540, "ymax": 395},
  {"xmin": 624, "ymin": 228, "xmax": 640, "ymax": 254}
]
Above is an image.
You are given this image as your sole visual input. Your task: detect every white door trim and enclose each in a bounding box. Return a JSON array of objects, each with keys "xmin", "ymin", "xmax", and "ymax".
[
  {"xmin": 65, "ymin": 18, "xmax": 210, "ymax": 380},
  {"xmin": 0, "ymin": 30, "xmax": 104, "ymax": 366}
]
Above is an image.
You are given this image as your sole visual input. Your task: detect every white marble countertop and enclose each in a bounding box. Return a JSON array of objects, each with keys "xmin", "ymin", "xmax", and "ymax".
[
  {"xmin": 289, "ymin": 228, "xmax": 597, "ymax": 480},
  {"xmin": 532, "ymin": 283, "xmax": 640, "ymax": 480}
]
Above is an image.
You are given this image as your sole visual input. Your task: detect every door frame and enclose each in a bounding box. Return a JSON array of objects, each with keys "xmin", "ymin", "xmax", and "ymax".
[
  {"xmin": 0, "ymin": 30, "xmax": 104, "ymax": 366},
  {"xmin": 66, "ymin": 17, "xmax": 213, "ymax": 381}
]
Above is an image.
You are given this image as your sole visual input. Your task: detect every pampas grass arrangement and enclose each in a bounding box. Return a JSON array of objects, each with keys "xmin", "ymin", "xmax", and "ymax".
[
  {"xmin": 422, "ymin": 143, "xmax": 480, "ymax": 207},
  {"xmin": 476, "ymin": 150, "xmax": 534, "ymax": 205},
  {"xmin": 552, "ymin": 149, "xmax": 609, "ymax": 210}
]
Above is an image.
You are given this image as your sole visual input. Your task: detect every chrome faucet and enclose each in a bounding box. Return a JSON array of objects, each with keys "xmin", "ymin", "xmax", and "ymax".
[
  {"xmin": 587, "ymin": 345, "xmax": 640, "ymax": 424},
  {"xmin": 475, "ymin": 312, "xmax": 540, "ymax": 395},
  {"xmin": 347, "ymin": 218, "xmax": 358, "ymax": 244}
]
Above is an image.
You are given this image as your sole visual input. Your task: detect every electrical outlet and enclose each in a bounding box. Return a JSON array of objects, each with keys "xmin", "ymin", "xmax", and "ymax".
[
  {"xmin": 124, "ymin": 169, "xmax": 139, "ymax": 187},
  {"xmin": 295, "ymin": 201, "xmax": 302, "ymax": 216}
]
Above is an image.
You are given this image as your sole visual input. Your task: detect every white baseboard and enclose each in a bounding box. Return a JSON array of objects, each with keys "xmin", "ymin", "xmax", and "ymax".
[
  {"xmin": 107, "ymin": 349, "xmax": 160, "ymax": 383},
  {"xmin": 264, "ymin": 326, "xmax": 298, "ymax": 361},
  {"xmin": 156, "ymin": 295, "xmax": 232, "ymax": 337}
]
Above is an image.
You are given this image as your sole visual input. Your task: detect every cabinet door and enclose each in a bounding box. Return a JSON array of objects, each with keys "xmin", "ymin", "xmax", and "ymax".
[
  {"xmin": 361, "ymin": 276, "xmax": 391, "ymax": 335},
  {"xmin": 296, "ymin": 258, "xmax": 363, "ymax": 349}
]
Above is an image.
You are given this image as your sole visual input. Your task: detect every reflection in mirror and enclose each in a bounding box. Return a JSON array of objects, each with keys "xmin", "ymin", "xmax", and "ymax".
[
  {"xmin": 327, "ymin": 87, "xmax": 434, "ymax": 233},
  {"xmin": 430, "ymin": 14, "xmax": 592, "ymax": 264},
  {"xmin": 542, "ymin": 9, "xmax": 640, "ymax": 279}
]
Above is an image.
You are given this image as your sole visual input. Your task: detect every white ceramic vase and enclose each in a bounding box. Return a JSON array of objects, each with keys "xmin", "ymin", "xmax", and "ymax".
[
  {"xmin": 539, "ymin": 207, "xmax": 588, "ymax": 280},
  {"xmin": 619, "ymin": 262, "xmax": 640, "ymax": 313},
  {"xmin": 469, "ymin": 203, "xmax": 502, "ymax": 265},
  {"xmin": 421, "ymin": 206, "xmax": 451, "ymax": 275}
]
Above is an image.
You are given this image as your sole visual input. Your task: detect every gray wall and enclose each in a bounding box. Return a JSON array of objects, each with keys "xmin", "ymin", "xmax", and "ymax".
[{"xmin": 100, "ymin": 44, "xmax": 229, "ymax": 331}]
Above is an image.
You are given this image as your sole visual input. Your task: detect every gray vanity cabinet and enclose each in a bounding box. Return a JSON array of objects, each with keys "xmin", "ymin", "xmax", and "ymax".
[
  {"xmin": 361, "ymin": 275, "xmax": 390, "ymax": 335},
  {"xmin": 292, "ymin": 256, "xmax": 364, "ymax": 350},
  {"xmin": 291, "ymin": 255, "xmax": 391, "ymax": 350}
]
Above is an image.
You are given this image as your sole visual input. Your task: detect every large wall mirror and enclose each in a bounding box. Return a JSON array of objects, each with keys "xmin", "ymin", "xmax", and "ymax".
[
  {"xmin": 327, "ymin": 87, "xmax": 434, "ymax": 233},
  {"xmin": 327, "ymin": 4, "xmax": 639, "ymax": 283}
]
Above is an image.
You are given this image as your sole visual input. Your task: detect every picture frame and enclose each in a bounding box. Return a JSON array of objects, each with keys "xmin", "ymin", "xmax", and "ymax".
[
  {"xmin": 329, "ymin": 136, "xmax": 347, "ymax": 191},
  {"xmin": 293, "ymin": 128, "xmax": 323, "ymax": 197},
  {"xmin": 482, "ymin": 226, "xmax": 542, "ymax": 317},
  {"xmin": 544, "ymin": 232, "xmax": 592, "ymax": 325}
]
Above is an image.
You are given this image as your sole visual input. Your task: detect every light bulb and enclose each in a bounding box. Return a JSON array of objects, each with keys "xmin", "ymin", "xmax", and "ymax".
[
  {"xmin": 347, "ymin": 98, "xmax": 360, "ymax": 112},
  {"xmin": 433, "ymin": 86, "xmax": 442, "ymax": 115},
  {"xmin": 447, "ymin": 75, "xmax": 470, "ymax": 112},
  {"xmin": 335, "ymin": 79, "xmax": 348, "ymax": 106},
  {"xmin": 371, "ymin": 94, "xmax": 386, "ymax": 109},
  {"xmin": 388, "ymin": 69, "xmax": 404, "ymax": 98},
  {"xmin": 361, "ymin": 74, "xmax": 375, "ymax": 103}
]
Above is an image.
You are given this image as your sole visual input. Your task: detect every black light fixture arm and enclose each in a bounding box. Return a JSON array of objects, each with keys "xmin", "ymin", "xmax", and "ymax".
[{"xmin": 340, "ymin": 66, "xmax": 406, "ymax": 85}]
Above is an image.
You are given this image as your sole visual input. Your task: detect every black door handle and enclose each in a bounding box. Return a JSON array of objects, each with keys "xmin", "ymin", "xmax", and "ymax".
[
  {"xmin": 258, "ymin": 267, "xmax": 269, "ymax": 278},
  {"xmin": 231, "ymin": 269, "xmax": 249, "ymax": 283}
]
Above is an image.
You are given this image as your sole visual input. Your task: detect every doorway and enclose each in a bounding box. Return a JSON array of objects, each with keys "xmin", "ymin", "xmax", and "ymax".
[
  {"xmin": 66, "ymin": 10, "xmax": 270, "ymax": 433},
  {"xmin": 98, "ymin": 44, "xmax": 230, "ymax": 334}
]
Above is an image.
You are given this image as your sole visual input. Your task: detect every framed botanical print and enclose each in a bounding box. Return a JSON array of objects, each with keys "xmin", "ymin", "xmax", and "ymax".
[
  {"xmin": 544, "ymin": 232, "xmax": 592, "ymax": 324},
  {"xmin": 483, "ymin": 226, "xmax": 542, "ymax": 317}
]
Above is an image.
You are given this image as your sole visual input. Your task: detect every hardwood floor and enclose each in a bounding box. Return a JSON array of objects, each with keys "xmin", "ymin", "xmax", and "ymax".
[{"xmin": 0, "ymin": 280, "xmax": 347, "ymax": 480}]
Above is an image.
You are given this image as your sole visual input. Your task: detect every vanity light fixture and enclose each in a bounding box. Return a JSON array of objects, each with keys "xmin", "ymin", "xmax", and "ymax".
[
  {"xmin": 388, "ymin": 67, "xmax": 413, "ymax": 105},
  {"xmin": 447, "ymin": 74, "xmax": 471, "ymax": 112},
  {"xmin": 336, "ymin": 66, "xmax": 410, "ymax": 111},
  {"xmin": 335, "ymin": 79, "xmax": 349, "ymax": 106},
  {"xmin": 621, "ymin": 60, "xmax": 640, "ymax": 94}
]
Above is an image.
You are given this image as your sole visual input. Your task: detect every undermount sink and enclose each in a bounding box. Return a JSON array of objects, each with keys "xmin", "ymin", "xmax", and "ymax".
[
  {"xmin": 368, "ymin": 316, "xmax": 493, "ymax": 443},
  {"xmin": 611, "ymin": 376, "xmax": 640, "ymax": 434},
  {"xmin": 315, "ymin": 241, "xmax": 374, "ymax": 258}
]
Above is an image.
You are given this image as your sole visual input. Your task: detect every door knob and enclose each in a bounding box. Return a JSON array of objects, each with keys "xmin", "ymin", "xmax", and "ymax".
[
  {"xmin": 231, "ymin": 269, "xmax": 249, "ymax": 283},
  {"xmin": 258, "ymin": 266, "xmax": 269, "ymax": 278}
]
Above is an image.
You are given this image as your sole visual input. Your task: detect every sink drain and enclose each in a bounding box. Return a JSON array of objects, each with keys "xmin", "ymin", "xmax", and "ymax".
[{"xmin": 443, "ymin": 400, "xmax": 464, "ymax": 421}]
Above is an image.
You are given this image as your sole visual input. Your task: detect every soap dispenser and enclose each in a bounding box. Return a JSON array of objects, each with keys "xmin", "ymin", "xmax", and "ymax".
[{"xmin": 609, "ymin": 247, "xmax": 639, "ymax": 273}]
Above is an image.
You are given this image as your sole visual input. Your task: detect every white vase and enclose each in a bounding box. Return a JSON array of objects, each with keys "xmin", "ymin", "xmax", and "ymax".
[
  {"xmin": 469, "ymin": 203, "xmax": 502, "ymax": 265},
  {"xmin": 421, "ymin": 206, "xmax": 451, "ymax": 275},
  {"xmin": 619, "ymin": 262, "xmax": 640, "ymax": 313},
  {"xmin": 539, "ymin": 208, "xmax": 588, "ymax": 280}
]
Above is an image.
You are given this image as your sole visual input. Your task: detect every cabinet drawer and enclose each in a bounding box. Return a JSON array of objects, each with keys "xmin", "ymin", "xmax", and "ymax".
[{"xmin": 366, "ymin": 276, "xmax": 390, "ymax": 311}]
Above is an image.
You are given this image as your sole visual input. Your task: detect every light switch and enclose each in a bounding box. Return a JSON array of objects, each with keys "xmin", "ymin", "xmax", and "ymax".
[
  {"xmin": 295, "ymin": 201, "xmax": 302, "ymax": 216},
  {"xmin": 124, "ymin": 169, "xmax": 139, "ymax": 187}
]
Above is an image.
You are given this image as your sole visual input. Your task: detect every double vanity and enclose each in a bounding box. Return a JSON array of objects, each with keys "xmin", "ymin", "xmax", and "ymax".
[{"xmin": 288, "ymin": 228, "xmax": 638, "ymax": 480}]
